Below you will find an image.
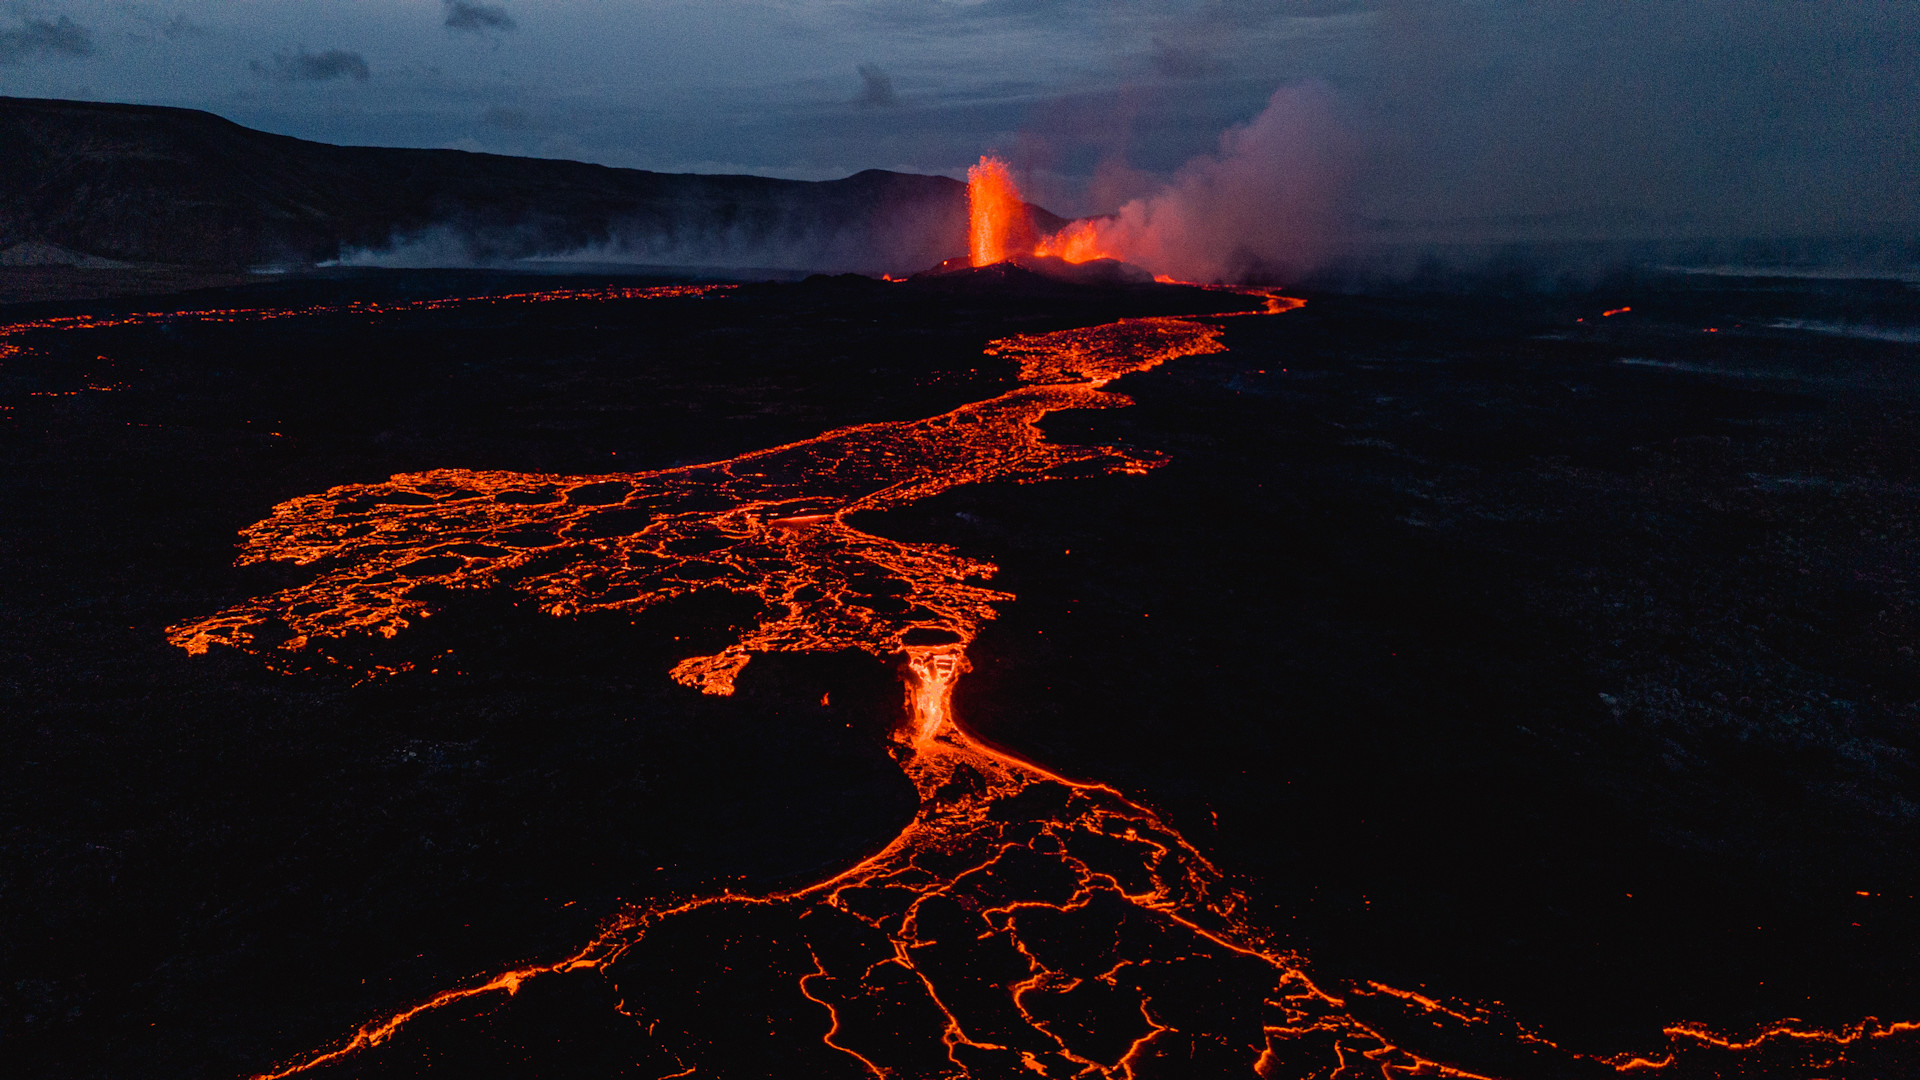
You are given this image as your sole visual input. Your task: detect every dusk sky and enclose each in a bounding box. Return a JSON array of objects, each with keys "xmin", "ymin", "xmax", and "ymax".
[{"xmin": 2, "ymin": 1, "xmax": 1915, "ymax": 239}]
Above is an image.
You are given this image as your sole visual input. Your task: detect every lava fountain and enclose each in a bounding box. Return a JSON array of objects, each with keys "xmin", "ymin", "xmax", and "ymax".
[
  {"xmin": 970, "ymin": 83, "xmax": 1343, "ymax": 283},
  {"xmin": 967, "ymin": 155, "xmax": 1119, "ymax": 270},
  {"xmin": 967, "ymin": 156, "xmax": 1030, "ymax": 267}
]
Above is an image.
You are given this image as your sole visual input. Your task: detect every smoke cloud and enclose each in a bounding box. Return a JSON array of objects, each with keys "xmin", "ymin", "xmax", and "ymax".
[
  {"xmin": 1075, "ymin": 82, "xmax": 1349, "ymax": 283},
  {"xmin": 252, "ymin": 49, "xmax": 371, "ymax": 83},
  {"xmin": 0, "ymin": 16, "xmax": 93, "ymax": 65}
]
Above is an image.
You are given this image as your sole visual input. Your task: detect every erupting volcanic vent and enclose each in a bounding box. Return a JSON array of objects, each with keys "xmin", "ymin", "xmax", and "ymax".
[
  {"xmin": 136, "ymin": 284, "xmax": 1919, "ymax": 1078},
  {"xmin": 967, "ymin": 157, "xmax": 1028, "ymax": 268},
  {"xmin": 967, "ymin": 156, "xmax": 1117, "ymax": 271}
]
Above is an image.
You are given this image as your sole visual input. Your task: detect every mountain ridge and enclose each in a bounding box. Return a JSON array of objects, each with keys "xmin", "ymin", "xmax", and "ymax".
[{"xmin": 0, "ymin": 96, "xmax": 1064, "ymax": 273}]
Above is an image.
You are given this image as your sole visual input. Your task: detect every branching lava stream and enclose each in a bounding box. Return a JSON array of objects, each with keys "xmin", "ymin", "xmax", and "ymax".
[{"xmin": 156, "ymin": 288, "xmax": 1916, "ymax": 1078}]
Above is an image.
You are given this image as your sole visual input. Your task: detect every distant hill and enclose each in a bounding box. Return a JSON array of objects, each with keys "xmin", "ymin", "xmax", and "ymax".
[{"xmin": 0, "ymin": 97, "xmax": 1066, "ymax": 274}]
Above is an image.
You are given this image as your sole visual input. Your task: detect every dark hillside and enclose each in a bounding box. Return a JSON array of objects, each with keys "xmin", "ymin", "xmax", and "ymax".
[{"xmin": 0, "ymin": 97, "xmax": 1065, "ymax": 273}]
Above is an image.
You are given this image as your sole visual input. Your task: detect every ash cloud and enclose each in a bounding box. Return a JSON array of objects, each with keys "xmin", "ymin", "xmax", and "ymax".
[
  {"xmin": 444, "ymin": 1, "xmax": 516, "ymax": 35},
  {"xmin": 0, "ymin": 16, "xmax": 93, "ymax": 64},
  {"xmin": 252, "ymin": 49, "xmax": 371, "ymax": 84}
]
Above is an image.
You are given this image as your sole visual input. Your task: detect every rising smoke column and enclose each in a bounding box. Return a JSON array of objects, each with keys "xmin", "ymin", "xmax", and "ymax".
[{"xmin": 1040, "ymin": 83, "xmax": 1349, "ymax": 283}]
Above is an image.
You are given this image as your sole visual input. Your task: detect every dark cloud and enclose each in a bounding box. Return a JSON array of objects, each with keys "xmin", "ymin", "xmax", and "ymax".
[
  {"xmin": 855, "ymin": 64, "xmax": 897, "ymax": 107},
  {"xmin": 252, "ymin": 49, "xmax": 371, "ymax": 84},
  {"xmin": 0, "ymin": 16, "xmax": 94, "ymax": 65},
  {"xmin": 445, "ymin": 1, "xmax": 516, "ymax": 35}
]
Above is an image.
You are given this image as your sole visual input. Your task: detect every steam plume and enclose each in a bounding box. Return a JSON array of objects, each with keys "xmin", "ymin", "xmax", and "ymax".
[{"xmin": 1076, "ymin": 82, "xmax": 1347, "ymax": 283}]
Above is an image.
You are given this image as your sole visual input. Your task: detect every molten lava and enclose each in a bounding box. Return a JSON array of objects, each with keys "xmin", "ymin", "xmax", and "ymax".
[
  {"xmin": 966, "ymin": 158, "xmax": 1122, "ymax": 269},
  {"xmin": 166, "ymin": 315, "xmax": 1225, "ymax": 689},
  {"xmin": 109, "ymin": 283, "xmax": 1917, "ymax": 1078},
  {"xmin": 1033, "ymin": 218, "xmax": 1114, "ymax": 265},
  {"xmin": 968, "ymin": 156, "xmax": 1029, "ymax": 267}
]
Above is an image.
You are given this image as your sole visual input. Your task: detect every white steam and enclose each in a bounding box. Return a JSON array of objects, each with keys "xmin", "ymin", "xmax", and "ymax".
[{"xmin": 1083, "ymin": 83, "xmax": 1349, "ymax": 283}]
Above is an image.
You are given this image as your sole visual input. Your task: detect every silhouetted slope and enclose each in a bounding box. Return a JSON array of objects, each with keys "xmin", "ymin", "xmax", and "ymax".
[{"xmin": 0, "ymin": 97, "xmax": 1066, "ymax": 273}]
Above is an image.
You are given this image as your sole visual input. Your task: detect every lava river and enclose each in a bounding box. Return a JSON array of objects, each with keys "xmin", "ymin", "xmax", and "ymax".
[{"xmin": 151, "ymin": 291, "xmax": 1919, "ymax": 1079}]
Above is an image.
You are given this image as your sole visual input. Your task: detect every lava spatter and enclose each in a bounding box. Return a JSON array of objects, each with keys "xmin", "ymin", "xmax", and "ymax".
[{"xmin": 159, "ymin": 290, "xmax": 1919, "ymax": 1079}]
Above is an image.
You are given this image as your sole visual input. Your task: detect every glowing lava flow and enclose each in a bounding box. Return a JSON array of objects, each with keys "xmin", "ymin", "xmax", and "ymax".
[
  {"xmin": 163, "ymin": 293, "xmax": 1919, "ymax": 1078},
  {"xmin": 166, "ymin": 315, "xmax": 1223, "ymax": 686}
]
